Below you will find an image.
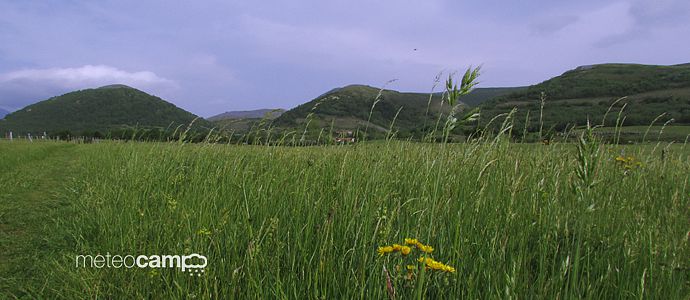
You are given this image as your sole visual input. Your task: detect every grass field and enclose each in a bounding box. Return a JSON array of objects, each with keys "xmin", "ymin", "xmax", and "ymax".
[
  {"xmin": 592, "ymin": 125, "xmax": 690, "ymax": 143},
  {"xmin": 1, "ymin": 139, "xmax": 689, "ymax": 298}
]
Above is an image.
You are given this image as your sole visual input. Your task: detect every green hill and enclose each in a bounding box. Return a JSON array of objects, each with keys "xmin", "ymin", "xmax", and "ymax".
[
  {"xmin": 480, "ymin": 63, "xmax": 690, "ymax": 133},
  {"xmin": 273, "ymin": 85, "xmax": 450, "ymax": 138},
  {"xmin": 0, "ymin": 85, "xmax": 211, "ymax": 136},
  {"xmin": 272, "ymin": 85, "xmax": 520, "ymax": 139},
  {"xmin": 447, "ymin": 86, "xmax": 527, "ymax": 106},
  {"xmin": 208, "ymin": 109, "xmax": 285, "ymax": 121},
  {"xmin": 209, "ymin": 109, "xmax": 286, "ymax": 134}
]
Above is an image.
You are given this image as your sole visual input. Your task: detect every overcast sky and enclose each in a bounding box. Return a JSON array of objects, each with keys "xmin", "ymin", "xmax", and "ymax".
[{"xmin": 1, "ymin": 0, "xmax": 688, "ymax": 117}]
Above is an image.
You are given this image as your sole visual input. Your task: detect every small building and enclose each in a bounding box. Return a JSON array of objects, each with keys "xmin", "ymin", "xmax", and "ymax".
[{"xmin": 335, "ymin": 130, "xmax": 355, "ymax": 143}]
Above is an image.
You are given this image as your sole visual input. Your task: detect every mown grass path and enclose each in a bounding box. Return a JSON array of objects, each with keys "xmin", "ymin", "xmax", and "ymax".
[{"xmin": 0, "ymin": 142, "xmax": 79, "ymax": 298}]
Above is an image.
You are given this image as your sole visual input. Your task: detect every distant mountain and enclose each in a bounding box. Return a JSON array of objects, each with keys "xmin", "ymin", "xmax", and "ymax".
[
  {"xmin": 0, "ymin": 108, "xmax": 8, "ymax": 119},
  {"xmin": 208, "ymin": 109, "xmax": 286, "ymax": 133},
  {"xmin": 0, "ymin": 84, "xmax": 211, "ymax": 135},
  {"xmin": 480, "ymin": 63, "xmax": 690, "ymax": 132},
  {"xmin": 208, "ymin": 109, "xmax": 285, "ymax": 121}
]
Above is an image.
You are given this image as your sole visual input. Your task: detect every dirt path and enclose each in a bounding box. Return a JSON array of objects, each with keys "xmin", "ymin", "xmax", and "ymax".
[{"xmin": 0, "ymin": 142, "xmax": 80, "ymax": 298}]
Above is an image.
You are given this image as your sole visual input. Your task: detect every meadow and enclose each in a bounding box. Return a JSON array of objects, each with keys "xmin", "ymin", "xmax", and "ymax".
[{"xmin": 1, "ymin": 136, "xmax": 688, "ymax": 299}]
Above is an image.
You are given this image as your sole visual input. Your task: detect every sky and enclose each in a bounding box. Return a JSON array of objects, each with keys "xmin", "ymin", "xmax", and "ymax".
[{"xmin": 0, "ymin": 0, "xmax": 688, "ymax": 117}]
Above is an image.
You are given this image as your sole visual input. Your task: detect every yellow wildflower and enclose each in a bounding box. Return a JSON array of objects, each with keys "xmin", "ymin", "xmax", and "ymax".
[
  {"xmin": 401, "ymin": 246, "xmax": 412, "ymax": 255},
  {"xmin": 429, "ymin": 260, "xmax": 444, "ymax": 270},
  {"xmin": 377, "ymin": 246, "xmax": 394, "ymax": 256},
  {"xmin": 418, "ymin": 256, "xmax": 434, "ymax": 264},
  {"xmin": 404, "ymin": 238, "xmax": 418, "ymax": 245},
  {"xmin": 416, "ymin": 243, "xmax": 434, "ymax": 253},
  {"xmin": 406, "ymin": 238, "xmax": 434, "ymax": 253},
  {"xmin": 615, "ymin": 154, "xmax": 643, "ymax": 172},
  {"xmin": 418, "ymin": 256, "xmax": 455, "ymax": 273},
  {"xmin": 392, "ymin": 244, "xmax": 403, "ymax": 251}
]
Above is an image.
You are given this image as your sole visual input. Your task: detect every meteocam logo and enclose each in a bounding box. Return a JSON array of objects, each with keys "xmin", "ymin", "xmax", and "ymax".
[{"xmin": 76, "ymin": 253, "xmax": 208, "ymax": 276}]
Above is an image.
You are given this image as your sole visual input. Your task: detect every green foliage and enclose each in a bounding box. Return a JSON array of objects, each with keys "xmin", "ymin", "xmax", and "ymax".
[
  {"xmin": 573, "ymin": 123, "xmax": 601, "ymax": 193},
  {"xmin": 442, "ymin": 67, "xmax": 482, "ymax": 142}
]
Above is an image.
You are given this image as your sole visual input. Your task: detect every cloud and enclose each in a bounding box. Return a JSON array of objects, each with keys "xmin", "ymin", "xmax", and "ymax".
[
  {"xmin": 629, "ymin": 0, "xmax": 690, "ymax": 25},
  {"xmin": 551, "ymin": 2, "xmax": 634, "ymax": 46},
  {"xmin": 0, "ymin": 65, "xmax": 176, "ymax": 111},
  {"xmin": 0, "ymin": 65, "xmax": 175, "ymax": 89},
  {"xmin": 592, "ymin": 0, "xmax": 690, "ymax": 48}
]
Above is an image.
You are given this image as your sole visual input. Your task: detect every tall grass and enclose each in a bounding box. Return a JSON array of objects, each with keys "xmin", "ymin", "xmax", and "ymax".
[{"xmin": 6, "ymin": 137, "xmax": 683, "ymax": 298}]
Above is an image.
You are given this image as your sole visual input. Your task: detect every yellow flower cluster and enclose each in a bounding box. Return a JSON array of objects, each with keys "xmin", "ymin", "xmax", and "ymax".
[
  {"xmin": 379, "ymin": 238, "xmax": 455, "ymax": 273},
  {"xmin": 404, "ymin": 238, "xmax": 434, "ymax": 253},
  {"xmin": 615, "ymin": 155, "xmax": 642, "ymax": 170},
  {"xmin": 418, "ymin": 257, "xmax": 456, "ymax": 273},
  {"xmin": 377, "ymin": 243, "xmax": 413, "ymax": 256}
]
